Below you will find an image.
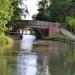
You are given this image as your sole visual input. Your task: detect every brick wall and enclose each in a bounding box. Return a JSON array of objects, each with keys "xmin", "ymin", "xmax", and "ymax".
[{"xmin": 49, "ymin": 26, "xmax": 60, "ymax": 35}]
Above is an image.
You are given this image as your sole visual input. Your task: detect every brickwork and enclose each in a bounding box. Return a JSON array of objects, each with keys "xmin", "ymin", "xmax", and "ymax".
[
  {"xmin": 19, "ymin": 20, "xmax": 60, "ymax": 36},
  {"xmin": 49, "ymin": 26, "xmax": 60, "ymax": 35}
]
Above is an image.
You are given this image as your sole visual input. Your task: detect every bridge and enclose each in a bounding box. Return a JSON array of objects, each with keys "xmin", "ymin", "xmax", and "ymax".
[
  {"xmin": 19, "ymin": 20, "xmax": 60, "ymax": 28},
  {"xmin": 17, "ymin": 20, "xmax": 61, "ymax": 38}
]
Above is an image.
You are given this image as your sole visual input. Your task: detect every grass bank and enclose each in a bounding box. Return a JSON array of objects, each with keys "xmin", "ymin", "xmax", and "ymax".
[
  {"xmin": 0, "ymin": 33, "xmax": 14, "ymax": 49},
  {"xmin": 43, "ymin": 33, "xmax": 75, "ymax": 43}
]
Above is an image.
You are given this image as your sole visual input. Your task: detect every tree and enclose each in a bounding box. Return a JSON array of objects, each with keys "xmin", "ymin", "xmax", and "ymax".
[
  {"xmin": 7, "ymin": 0, "xmax": 22, "ymax": 28},
  {"xmin": 0, "ymin": 0, "xmax": 13, "ymax": 33},
  {"xmin": 34, "ymin": 0, "xmax": 75, "ymax": 22},
  {"xmin": 33, "ymin": 0, "xmax": 49, "ymax": 21},
  {"xmin": 66, "ymin": 16, "xmax": 75, "ymax": 33},
  {"xmin": 7, "ymin": 0, "xmax": 28, "ymax": 28}
]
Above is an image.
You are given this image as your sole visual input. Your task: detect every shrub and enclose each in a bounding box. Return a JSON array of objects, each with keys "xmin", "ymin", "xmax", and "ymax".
[{"xmin": 0, "ymin": 33, "xmax": 14, "ymax": 46}]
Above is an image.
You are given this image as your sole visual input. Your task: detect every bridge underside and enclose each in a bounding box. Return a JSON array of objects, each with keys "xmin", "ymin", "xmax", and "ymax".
[{"xmin": 31, "ymin": 27, "xmax": 49, "ymax": 39}]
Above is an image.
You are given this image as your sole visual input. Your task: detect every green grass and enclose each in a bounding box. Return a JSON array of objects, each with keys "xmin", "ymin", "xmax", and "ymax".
[{"xmin": 43, "ymin": 33, "xmax": 72, "ymax": 40}]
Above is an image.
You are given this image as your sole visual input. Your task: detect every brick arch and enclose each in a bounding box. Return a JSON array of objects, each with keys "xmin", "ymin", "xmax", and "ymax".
[
  {"xmin": 31, "ymin": 27, "xmax": 41, "ymax": 39},
  {"xmin": 31, "ymin": 27, "xmax": 49, "ymax": 39}
]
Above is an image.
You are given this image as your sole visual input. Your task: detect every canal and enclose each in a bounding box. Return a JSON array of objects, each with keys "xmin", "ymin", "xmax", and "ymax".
[{"xmin": 0, "ymin": 35, "xmax": 75, "ymax": 75}]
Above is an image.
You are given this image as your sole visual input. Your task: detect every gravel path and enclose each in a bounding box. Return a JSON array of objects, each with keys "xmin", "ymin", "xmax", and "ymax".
[{"xmin": 61, "ymin": 28, "xmax": 75, "ymax": 39}]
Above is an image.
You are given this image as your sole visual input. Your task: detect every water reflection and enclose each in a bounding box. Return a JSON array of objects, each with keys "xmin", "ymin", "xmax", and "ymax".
[
  {"xmin": 0, "ymin": 52, "xmax": 17, "ymax": 75},
  {"xmin": 17, "ymin": 51, "xmax": 37, "ymax": 75},
  {"xmin": 48, "ymin": 42, "xmax": 75, "ymax": 75},
  {"xmin": 17, "ymin": 35, "xmax": 37, "ymax": 75},
  {"xmin": 36, "ymin": 55, "xmax": 50, "ymax": 75},
  {"xmin": 0, "ymin": 36, "xmax": 75, "ymax": 75},
  {"xmin": 20, "ymin": 35, "xmax": 35, "ymax": 52}
]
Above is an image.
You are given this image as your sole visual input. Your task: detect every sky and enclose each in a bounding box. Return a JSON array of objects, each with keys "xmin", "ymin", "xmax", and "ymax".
[{"xmin": 25, "ymin": 0, "xmax": 38, "ymax": 20}]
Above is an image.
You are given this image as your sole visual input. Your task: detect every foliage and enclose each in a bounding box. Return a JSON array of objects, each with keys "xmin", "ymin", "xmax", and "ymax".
[
  {"xmin": 0, "ymin": 33, "xmax": 13, "ymax": 46},
  {"xmin": 33, "ymin": 0, "xmax": 49, "ymax": 21},
  {"xmin": 7, "ymin": 0, "xmax": 28, "ymax": 28},
  {"xmin": 0, "ymin": 0, "xmax": 13, "ymax": 32},
  {"xmin": 31, "ymin": 30, "xmax": 36, "ymax": 35},
  {"xmin": 6, "ymin": 0, "xmax": 22, "ymax": 28},
  {"xmin": 43, "ymin": 33, "xmax": 72, "ymax": 40},
  {"xmin": 30, "ymin": 28, "xmax": 38, "ymax": 35},
  {"xmin": 66, "ymin": 16, "xmax": 75, "ymax": 33},
  {"xmin": 11, "ymin": 0, "xmax": 22, "ymax": 18}
]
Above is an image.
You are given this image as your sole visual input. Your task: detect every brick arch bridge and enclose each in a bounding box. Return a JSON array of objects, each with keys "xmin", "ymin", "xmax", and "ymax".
[{"xmin": 18, "ymin": 20, "xmax": 60, "ymax": 37}]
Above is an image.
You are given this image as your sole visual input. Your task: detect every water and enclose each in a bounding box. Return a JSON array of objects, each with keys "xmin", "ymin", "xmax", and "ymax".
[
  {"xmin": 20, "ymin": 35, "xmax": 36, "ymax": 52},
  {"xmin": 0, "ymin": 35, "xmax": 75, "ymax": 75}
]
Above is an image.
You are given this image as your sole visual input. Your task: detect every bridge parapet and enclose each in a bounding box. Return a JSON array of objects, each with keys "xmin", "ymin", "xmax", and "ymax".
[{"xmin": 20, "ymin": 20, "xmax": 60, "ymax": 28}]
